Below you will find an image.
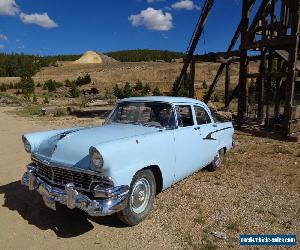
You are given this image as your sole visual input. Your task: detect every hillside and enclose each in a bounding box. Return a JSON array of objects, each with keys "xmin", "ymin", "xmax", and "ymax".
[{"xmin": 105, "ymin": 49, "xmax": 184, "ymax": 62}]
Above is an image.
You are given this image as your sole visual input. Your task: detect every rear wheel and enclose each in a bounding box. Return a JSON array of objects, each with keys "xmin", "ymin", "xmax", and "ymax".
[
  {"xmin": 117, "ymin": 169, "xmax": 156, "ymax": 226},
  {"xmin": 207, "ymin": 148, "xmax": 225, "ymax": 171}
]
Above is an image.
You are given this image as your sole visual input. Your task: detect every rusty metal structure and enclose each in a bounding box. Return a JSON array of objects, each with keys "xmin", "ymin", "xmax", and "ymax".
[{"xmin": 174, "ymin": 0, "xmax": 300, "ymax": 137}]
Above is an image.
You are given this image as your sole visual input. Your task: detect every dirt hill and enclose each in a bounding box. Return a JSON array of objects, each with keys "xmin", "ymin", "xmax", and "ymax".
[{"xmin": 74, "ymin": 51, "xmax": 118, "ymax": 64}]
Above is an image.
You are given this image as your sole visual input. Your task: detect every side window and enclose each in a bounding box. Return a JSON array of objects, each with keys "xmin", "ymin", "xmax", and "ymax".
[
  {"xmin": 194, "ymin": 106, "xmax": 211, "ymax": 125},
  {"xmin": 176, "ymin": 105, "xmax": 194, "ymax": 127}
]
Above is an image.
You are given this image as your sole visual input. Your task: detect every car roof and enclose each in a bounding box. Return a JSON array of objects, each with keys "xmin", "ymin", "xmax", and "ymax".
[{"xmin": 119, "ymin": 96, "xmax": 206, "ymax": 105}]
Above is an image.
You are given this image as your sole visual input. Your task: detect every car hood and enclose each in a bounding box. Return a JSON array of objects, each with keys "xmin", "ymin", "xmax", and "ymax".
[{"xmin": 34, "ymin": 123, "xmax": 158, "ymax": 170}]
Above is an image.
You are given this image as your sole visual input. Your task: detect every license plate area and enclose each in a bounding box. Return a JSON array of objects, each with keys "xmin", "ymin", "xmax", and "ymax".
[{"xmin": 38, "ymin": 184, "xmax": 56, "ymax": 210}]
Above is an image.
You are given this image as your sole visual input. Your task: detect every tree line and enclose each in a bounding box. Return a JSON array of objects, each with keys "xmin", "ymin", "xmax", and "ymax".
[
  {"xmin": 0, "ymin": 53, "xmax": 81, "ymax": 77},
  {"xmin": 106, "ymin": 49, "xmax": 184, "ymax": 62}
]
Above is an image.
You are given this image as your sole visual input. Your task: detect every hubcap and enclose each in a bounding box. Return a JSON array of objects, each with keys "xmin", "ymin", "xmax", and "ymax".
[
  {"xmin": 215, "ymin": 151, "xmax": 221, "ymax": 167},
  {"xmin": 130, "ymin": 178, "xmax": 151, "ymax": 214}
]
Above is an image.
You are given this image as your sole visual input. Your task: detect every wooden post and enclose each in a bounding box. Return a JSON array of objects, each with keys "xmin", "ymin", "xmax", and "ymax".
[
  {"xmin": 257, "ymin": 52, "xmax": 266, "ymax": 124},
  {"xmin": 283, "ymin": 1, "xmax": 300, "ymax": 136},
  {"xmin": 225, "ymin": 63, "xmax": 231, "ymax": 107},
  {"xmin": 274, "ymin": 59, "xmax": 284, "ymax": 119},
  {"xmin": 237, "ymin": 0, "xmax": 250, "ymax": 129},
  {"xmin": 189, "ymin": 60, "xmax": 195, "ymax": 98},
  {"xmin": 265, "ymin": 51, "xmax": 274, "ymax": 126}
]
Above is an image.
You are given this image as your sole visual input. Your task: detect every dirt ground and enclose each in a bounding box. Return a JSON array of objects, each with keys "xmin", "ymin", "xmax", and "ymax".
[{"xmin": 0, "ymin": 107, "xmax": 299, "ymax": 250}]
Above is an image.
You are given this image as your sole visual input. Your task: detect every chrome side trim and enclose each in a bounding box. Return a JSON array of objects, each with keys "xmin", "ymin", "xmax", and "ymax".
[{"xmin": 22, "ymin": 165, "xmax": 129, "ymax": 217}]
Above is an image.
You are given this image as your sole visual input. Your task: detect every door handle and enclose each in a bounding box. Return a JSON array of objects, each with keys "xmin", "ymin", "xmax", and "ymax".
[
  {"xmin": 213, "ymin": 124, "xmax": 217, "ymax": 128},
  {"xmin": 194, "ymin": 127, "xmax": 200, "ymax": 130}
]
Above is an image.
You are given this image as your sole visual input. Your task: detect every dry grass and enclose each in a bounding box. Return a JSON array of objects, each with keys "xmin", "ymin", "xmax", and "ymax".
[{"xmin": 151, "ymin": 132, "xmax": 300, "ymax": 249}]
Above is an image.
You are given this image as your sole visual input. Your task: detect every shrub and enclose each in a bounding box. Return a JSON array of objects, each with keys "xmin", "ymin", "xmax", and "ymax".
[
  {"xmin": 8, "ymin": 83, "xmax": 14, "ymax": 89},
  {"xmin": 152, "ymin": 87, "xmax": 161, "ymax": 96},
  {"xmin": 65, "ymin": 79, "xmax": 74, "ymax": 87},
  {"xmin": 20, "ymin": 75, "xmax": 35, "ymax": 94},
  {"xmin": 36, "ymin": 82, "xmax": 42, "ymax": 87},
  {"xmin": 32, "ymin": 95, "xmax": 38, "ymax": 103},
  {"xmin": 69, "ymin": 83, "xmax": 80, "ymax": 98},
  {"xmin": 134, "ymin": 81, "xmax": 143, "ymax": 91},
  {"xmin": 113, "ymin": 84, "xmax": 123, "ymax": 99},
  {"xmin": 142, "ymin": 83, "xmax": 151, "ymax": 95},
  {"xmin": 75, "ymin": 74, "xmax": 91, "ymax": 86},
  {"xmin": 54, "ymin": 110, "xmax": 65, "ymax": 117},
  {"xmin": 43, "ymin": 80, "xmax": 63, "ymax": 92},
  {"xmin": 23, "ymin": 92, "xmax": 30, "ymax": 101},
  {"xmin": 0, "ymin": 83, "xmax": 7, "ymax": 92},
  {"xmin": 43, "ymin": 96, "xmax": 49, "ymax": 104},
  {"xmin": 123, "ymin": 82, "xmax": 132, "ymax": 97}
]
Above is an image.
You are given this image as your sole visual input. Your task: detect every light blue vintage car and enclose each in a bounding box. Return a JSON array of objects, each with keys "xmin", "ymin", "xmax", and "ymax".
[{"xmin": 21, "ymin": 96, "xmax": 234, "ymax": 225}]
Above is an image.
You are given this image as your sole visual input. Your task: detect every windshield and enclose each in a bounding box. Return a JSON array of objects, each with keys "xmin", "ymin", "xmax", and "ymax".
[{"xmin": 106, "ymin": 101, "xmax": 176, "ymax": 129}]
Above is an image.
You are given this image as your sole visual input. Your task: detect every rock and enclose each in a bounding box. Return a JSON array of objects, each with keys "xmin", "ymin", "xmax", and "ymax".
[
  {"xmin": 210, "ymin": 231, "xmax": 227, "ymax": 240},
  {"xmin": 86, "ymin": 99, "xmax": 109, "ymax": 107},
  {"xmin": 0, "ymin": 95, "xmax": 20, "ymax": 106}
]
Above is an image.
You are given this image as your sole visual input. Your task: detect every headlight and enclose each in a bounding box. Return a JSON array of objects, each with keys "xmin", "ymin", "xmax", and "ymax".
[
  {"xmin": 22, "ymin": 136, "xmax": 31, "ymax": 153},
  {"xmin": 90, "ymin": 147, "xmax": 104, "ymax": 171}
]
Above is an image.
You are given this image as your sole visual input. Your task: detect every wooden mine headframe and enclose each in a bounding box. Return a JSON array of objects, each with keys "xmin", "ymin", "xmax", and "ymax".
[{"xmin": 174, "ymin": 0, "xmax": 300, "ymax": 137}]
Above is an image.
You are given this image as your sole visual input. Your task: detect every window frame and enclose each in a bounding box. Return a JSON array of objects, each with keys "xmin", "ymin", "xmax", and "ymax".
[
  {"xmin": 175, "ymin": 104, "xmax": 195, "ymax": 128},
  {"xmin": 193, "ymin": 105, "xmax": 213, "ymax": 125}
]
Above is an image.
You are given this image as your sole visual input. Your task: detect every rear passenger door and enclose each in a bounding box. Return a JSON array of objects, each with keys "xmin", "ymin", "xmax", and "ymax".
[{"xmin": 173, "ymin": 105, "xmax": 205, "ymax": 181}]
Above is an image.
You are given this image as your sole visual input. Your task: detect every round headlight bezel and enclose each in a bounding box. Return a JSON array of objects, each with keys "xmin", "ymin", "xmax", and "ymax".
[
  {"xmin": 22, "ymin": 136, "xmax": 31, "ymax": 153},
  {"xmin": 90, "ymin": 147, "xmax": 104, "ymax": 171}
]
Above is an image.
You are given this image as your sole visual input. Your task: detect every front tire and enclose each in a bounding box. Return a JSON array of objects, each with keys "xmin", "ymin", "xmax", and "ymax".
[
  {"xmin": 117, "ymin": 169, "xmax": 156, "ymax": 226},
  {"xmin": 207, "ymin": 148, "xmax": 225, "ymax": 171}
]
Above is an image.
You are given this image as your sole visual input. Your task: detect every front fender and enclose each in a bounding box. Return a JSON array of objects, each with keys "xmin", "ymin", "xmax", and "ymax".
[{"xmin": 93, "ymin": 130, "xmax": 175, "ymax": 189}]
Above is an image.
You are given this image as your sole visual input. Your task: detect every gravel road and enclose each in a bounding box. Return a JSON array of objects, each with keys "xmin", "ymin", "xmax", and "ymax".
[
  {"xmin": 0, "ymin": 107, "xmax": 299, "ymax": 250},
  {"xmin": 0, "ymin": 107, "xmax": 180, "ymax": 250}
]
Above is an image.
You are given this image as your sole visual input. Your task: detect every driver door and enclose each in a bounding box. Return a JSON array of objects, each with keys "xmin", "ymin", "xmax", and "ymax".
[{"xmin": 173, "ymin": 105, "xmax": 204, "ymax": 181}]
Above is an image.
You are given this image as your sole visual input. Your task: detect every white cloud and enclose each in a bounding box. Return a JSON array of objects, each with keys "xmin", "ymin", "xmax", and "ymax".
[
  {"xmin": 0, "ymin": 44, "xmax": 4, "ymax": 49},
  {"xmin": 129, "ymin": 8, "xmax": 173, "ymax": 31},
  {"xmin": 171, "ymin": 0, "xmax": 200, "ymax": 10},
  {"xmin": 0, "ymin": 34, "xmax": 8, "ymax": 41},
  {"xmin": 20, "ymin": 12, "xmax": 58, "ymax": 28},
  {"xmin": 0, "ymin": 0, "xmax": 19, "ymax": 15},
  {"xmin": 17, "ymin": 44, "xmax": 24, "ymax": 49}
]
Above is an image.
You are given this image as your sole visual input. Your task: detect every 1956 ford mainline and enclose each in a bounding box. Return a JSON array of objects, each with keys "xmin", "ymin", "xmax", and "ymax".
[{"xmin": 21, "ymin": 96, "xmax": 234, "ymax": 225}]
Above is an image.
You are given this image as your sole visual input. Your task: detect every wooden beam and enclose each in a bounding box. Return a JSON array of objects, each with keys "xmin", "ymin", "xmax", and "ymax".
[
  {"xmin": 246, "ymin": 0, "xmax": 271, "ymax": 43},
  {"xmin": 283, "ymin": 1, "xmax": 300, "ymax": 136},
  {"xmin": 257, "ymin": 52, "xmax": 266, "ymax": 124},
  {"xmin": 245, "ymin": 35, "xmax": 295, "ymax": 50},
  {"xmin": 193, "ymin": 50, "xmax": 240, "ymax": 61},
  {"xmin": 225, "ymin": 63, "xmax": 231, "ymax": 107},
  {"xmin": 246, "ymin": 72, "xmax": 287, "ymax": 78},
  {"xmin": 237, "ymin": 0, "xmax": 251, "ymax": 129},
  {"xmin": 174, "ymin": 0, "xmax": 214, "ymax": 95},
  {"xmin": 189, "ymin": 60, "xmax": 195, "ymax": 98},
  {"xmin": 203, "ymin": 0, "xmax": 256, "ymax": 103}
]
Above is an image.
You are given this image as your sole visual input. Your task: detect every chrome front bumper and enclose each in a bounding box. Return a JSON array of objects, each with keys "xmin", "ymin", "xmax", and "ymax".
[{"xmin": 21, "ymin": 165, "xmax": 129, "ymax": 216}]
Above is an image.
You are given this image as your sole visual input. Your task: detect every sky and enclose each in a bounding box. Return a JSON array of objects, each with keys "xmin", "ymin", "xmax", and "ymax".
[{"xmin": 0, "ymin": 0, "xmax": 246, "ymax": 56}]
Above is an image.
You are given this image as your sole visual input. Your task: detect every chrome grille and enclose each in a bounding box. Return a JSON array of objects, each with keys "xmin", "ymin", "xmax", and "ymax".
[{"xmin": 33, "ymin": 160, "xmax": 112, "ymax": 192}]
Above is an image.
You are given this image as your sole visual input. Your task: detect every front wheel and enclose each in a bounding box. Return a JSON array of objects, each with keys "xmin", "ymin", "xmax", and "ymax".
[{"xmin": 117, "ymin": 169, "xmax": 156, "ymax": 226}]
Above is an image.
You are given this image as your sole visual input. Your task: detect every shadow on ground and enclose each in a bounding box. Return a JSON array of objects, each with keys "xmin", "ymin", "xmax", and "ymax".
[{"xmin": 0, "ymin": 181, "xmax": 126, "ymax": 238}]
